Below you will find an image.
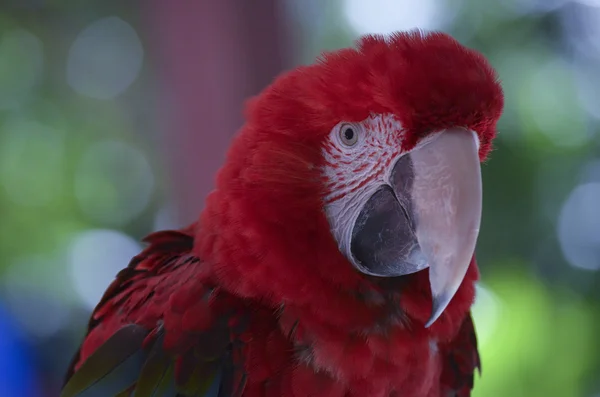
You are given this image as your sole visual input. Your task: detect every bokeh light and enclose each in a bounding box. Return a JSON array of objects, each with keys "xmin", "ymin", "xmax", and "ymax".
[
  {"xmin": 558, "ymin": 182, "xmax": 600, "ymax": 271},
  {"xmin": 343, "ymin": 0, "xmax": 453, "ymax": 34},
  {"xmin": 471, "ymin": 283, "xmax": 502, "ymax": 347},
  {"xmin": 67, "ymin": 16, "xmax": 143, "ymax": 100},
  {"xmin": 562, "ymin": 2, "xmax": 600, "ymax": 60},
  {"xmin": 68, "ymin": 229, "xmax": 142, "ymax": 310}
]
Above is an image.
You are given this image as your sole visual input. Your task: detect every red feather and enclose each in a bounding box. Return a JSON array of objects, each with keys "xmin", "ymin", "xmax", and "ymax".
[
  {"xmin": 64, "ymin": 30, "xmax": 502, "ymax": 397},
  {"xmin": 195, "ymin": 30, "xmax": 497, "ymax": 396},
  {"xmin": 440, "ymin": 314, "xmax": 481, "ymax": 397}
]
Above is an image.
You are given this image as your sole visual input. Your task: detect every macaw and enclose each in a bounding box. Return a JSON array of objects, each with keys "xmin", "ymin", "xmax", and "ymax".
[{"xmin": 61, "ymin": 30, "xmax": 503, "ymax": 397}]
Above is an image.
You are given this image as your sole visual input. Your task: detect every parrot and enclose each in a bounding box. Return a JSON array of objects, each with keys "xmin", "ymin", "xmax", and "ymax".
[{"xmin": 61, "ymin": 30, "xmax": 503, "ymax": 397}]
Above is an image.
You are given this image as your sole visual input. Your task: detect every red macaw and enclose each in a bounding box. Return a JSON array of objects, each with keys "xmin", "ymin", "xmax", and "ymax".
[{"xmin": 61, "ymin": 30, "xmax": 503, "ymax": 397}]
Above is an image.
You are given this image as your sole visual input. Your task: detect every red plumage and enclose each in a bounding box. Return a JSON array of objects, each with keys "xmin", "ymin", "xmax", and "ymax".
[{"xmin": 63, "ymin": 31, "xmax": 502, "ymax": 397}]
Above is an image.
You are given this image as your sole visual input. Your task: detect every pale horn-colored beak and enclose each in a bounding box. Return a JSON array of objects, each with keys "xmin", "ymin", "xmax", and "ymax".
[{"xmin": 409, "ymin": 128, "xmax": 482, "ymax": 327}]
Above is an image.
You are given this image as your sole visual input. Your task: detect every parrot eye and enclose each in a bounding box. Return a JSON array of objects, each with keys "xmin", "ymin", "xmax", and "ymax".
[{"xmin": 338, "ymin": 123, "xmax": 360, "ymax": 147}]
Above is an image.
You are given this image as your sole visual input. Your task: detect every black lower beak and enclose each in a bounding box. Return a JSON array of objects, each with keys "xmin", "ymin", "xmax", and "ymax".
[{"xmin": 350, "ymin": 157, "xmax": 427, "ymax": 277}]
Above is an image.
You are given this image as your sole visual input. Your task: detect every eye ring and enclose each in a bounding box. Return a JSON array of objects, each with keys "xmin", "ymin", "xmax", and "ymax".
[{"xmin": 338, "ymin": 123, "xmax": 360, "ymax": 147}]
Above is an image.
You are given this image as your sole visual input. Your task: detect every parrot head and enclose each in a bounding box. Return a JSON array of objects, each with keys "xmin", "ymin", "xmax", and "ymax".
[{"xmin": 200, "ymin": 30, "xmax": 503, "ymax": 327}]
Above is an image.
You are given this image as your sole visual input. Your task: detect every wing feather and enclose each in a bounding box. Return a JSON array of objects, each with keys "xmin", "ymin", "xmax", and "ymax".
[{"xmin": 61, "ymin": 227, "xmax": 248, "ymax": 397}]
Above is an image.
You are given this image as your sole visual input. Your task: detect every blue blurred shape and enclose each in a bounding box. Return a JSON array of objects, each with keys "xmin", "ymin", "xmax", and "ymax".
[{"xmin": 0, "ymin": 302, "xmax": 39, "ymax": 397}]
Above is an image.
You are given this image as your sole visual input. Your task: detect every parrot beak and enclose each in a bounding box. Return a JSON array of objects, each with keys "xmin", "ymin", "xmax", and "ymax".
[
  {"xmin": 409, "ymin": 129, "xmax": 482, "ymax": 327},
  {"xmin": 350, "ymin": 128, "xmax": 482, "ymax": 327}
]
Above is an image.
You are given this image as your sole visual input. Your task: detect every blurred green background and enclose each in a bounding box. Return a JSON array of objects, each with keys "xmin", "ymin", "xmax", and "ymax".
[{"xmin": 0, "ymin": 1, "xmax": 599, "ymax": 396}]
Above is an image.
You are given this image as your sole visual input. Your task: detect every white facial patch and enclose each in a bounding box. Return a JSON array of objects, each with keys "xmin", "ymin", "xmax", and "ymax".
[{"xmin": 321, "ymin": 114, "xmax": 406, "ymax": 264}]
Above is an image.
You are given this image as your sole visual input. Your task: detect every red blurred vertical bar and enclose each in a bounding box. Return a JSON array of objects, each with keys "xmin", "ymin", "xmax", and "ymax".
[{"xmin": 143, "ymin": 0, "xmax": 294, "ymax": 223}]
